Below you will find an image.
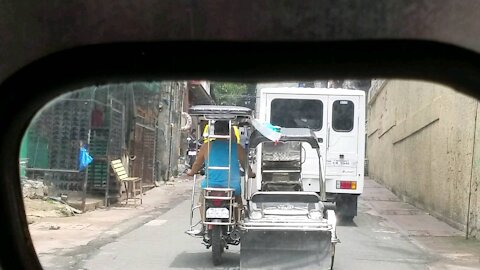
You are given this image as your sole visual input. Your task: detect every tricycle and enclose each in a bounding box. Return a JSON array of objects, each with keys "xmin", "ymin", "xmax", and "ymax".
[{"xmin": 185, "ymin": 106, "xmax": 338, "ymax": 269}]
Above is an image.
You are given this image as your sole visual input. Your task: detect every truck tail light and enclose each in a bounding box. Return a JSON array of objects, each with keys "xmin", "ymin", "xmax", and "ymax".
[{"xmin": 336, "ymin": 180, "xmax": 357, "ymax": 190}]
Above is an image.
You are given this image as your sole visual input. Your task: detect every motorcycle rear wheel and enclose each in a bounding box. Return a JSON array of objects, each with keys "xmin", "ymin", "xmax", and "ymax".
[{"xmin": 211, "ymin": 226, "xmax": 224, "ymax": 265}]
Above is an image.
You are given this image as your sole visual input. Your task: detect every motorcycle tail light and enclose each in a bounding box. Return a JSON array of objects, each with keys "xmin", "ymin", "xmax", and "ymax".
[
  {"xmin": 208, "ymin": 191, "xmax": 227, "ymax": 206},
  {"xmin": 212, "ymin": 199, "xmax": 222, "ymax": 207}
]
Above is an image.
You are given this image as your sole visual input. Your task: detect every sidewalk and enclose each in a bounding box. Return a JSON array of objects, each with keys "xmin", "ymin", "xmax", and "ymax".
[
  {"xmin": 28, "ymin": 176, "xmax": 194, "ymax": 268},
  {"xmin": 363, "ymin": 177, "xmax": 480, "ymax": 269}
]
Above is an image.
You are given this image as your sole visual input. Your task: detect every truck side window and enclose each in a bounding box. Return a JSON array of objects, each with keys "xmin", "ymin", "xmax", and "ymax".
[
  {"xmin": 332, "ymin": 100, "xmax": 354, "ymax": 132},
  {"xmin": 271, "ymin": 99, "xmax": 323, "ymax": 130}
]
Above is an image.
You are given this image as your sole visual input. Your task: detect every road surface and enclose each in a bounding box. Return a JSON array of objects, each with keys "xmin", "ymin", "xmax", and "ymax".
[{"xmin": 37, "ymin": 179, "xmax": 480, "ymax": 270}]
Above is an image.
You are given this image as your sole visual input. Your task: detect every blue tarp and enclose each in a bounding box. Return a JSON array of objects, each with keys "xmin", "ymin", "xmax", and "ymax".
[{"xmin": 78, "ymin": 146, "xmax": 93, "ymax": 171}]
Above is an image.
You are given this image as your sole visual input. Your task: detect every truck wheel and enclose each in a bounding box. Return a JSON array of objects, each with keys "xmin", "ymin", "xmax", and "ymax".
[
  {"xmin": 211, "ymin": 226, "xmax": 224, "ymax": 265},
  {"xmin": 339, "ymin": 215, "xmax": 354, "ymax": 222},
  {"xmin": 336, "ymin": 194, "xmax": 358, "ymax": 222}
]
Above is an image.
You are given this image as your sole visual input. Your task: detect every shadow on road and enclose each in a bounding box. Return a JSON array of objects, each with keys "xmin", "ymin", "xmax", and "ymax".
[
  {"xmin": 336, "ymin": 219, "xmax": 358, "ymax": 227},
  {"xmin": 170, "ymin": 251, "xmax": 240, "ymax": 269}
]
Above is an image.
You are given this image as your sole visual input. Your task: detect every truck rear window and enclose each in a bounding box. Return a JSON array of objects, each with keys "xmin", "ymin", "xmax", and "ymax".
[
  {"xmin": 332, "ymin": 100, "xmax": 354, "ymax": 132},
  {"xmin": 270, "ymin": 99, "xmax": 323, "ymax": 130}
]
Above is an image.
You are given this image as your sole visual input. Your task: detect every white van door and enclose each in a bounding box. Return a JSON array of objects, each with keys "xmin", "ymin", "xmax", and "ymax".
[
  {"xmin": 326, "ymin": 96, "xmax": 360, "ymax": 193},
  {"xmin": 265, "ymin": 94, "xmax": 328, "ymax": 187}
]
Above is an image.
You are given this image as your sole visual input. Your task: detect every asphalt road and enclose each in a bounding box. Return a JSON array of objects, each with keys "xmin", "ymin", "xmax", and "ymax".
[
  {"xmin": 77, "ymin": 195, "xmax": 433, "ymax": 270},
  {"xmin": 37, "ymin": 178, "xmax": 480, "ymax": 270}
]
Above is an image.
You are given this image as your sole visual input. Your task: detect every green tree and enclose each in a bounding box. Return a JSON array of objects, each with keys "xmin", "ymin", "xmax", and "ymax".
[{"xmin": 211, "ymin": 82, "xmax": 256, "ymax": 109}]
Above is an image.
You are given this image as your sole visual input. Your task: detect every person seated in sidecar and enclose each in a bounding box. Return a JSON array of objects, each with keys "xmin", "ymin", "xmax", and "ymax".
[{"xmin": 187, "ymin": 120, "xmax": 255, "ymax": 233}]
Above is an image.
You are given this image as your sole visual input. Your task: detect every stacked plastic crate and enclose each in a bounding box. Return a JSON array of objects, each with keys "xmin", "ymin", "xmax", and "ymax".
[
  {"xmin": 37, "ymin": 97, "xmax": 92, "ymax": 190},
  {"xmin": 88, "ymin": 128, "xmax": 109, "ymax": 191}
]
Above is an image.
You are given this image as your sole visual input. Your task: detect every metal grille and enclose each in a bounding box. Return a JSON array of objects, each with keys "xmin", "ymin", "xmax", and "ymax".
[
  {"xmin": 109, "ymin": 98, "xmax": 124, "ymax": 158},
  {"xmin": 130, "ymin": 84, "xmax": 160, "ymax": 187},
  {"xmin": 131, "ymin": 123, "xmax": 156, "ymax": 186}
]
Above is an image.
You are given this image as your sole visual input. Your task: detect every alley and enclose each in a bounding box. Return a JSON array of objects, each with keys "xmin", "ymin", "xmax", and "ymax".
[{"xmin": 31, "ymin": 178, "xmax": 480, "ymax": 270}]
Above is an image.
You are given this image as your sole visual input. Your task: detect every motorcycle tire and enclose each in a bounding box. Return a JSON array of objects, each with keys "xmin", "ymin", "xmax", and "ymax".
[
  {"xmin": 211, "ymin": 226, "xmax": 224, "ymax": 266},
  {"xmin": 330, "ymin": 244, "xmax": 336, "ymax": 270},
  {"xmin": 188, "ymin": 155, "xmax": 196, "ymax": 167}
]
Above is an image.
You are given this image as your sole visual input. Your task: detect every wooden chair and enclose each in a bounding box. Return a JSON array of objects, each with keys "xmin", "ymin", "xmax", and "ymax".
[{"xmin": 110, "ymin": 159, "xmax": 143, "ymax": 206}]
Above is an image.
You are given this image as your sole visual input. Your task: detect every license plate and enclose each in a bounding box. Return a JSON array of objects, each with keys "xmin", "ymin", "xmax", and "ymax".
[
  {"xmin": 188, "ymin": 151, "xmax": 197, "ymax": 155},
  {"xmin": 206, "ymin": 207, "xmax": 229, "ymax": 219}
]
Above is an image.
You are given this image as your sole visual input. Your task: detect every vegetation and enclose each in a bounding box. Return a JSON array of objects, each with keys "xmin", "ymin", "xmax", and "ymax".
[
  {"xmin": 210, "ymin": 82, "xmax": 256, "ymax": 109},
  {"xmin": 210, "ymin": 80, "xmax": 371, "ymax": 109}
]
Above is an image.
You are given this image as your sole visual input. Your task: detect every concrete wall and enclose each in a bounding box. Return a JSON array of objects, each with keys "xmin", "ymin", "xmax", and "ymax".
[
  {"xmin": 156, "ymin": 81, "xmax": 187, "ymax": 181},
  {"xmin": 367, "ymin": 79, "xmax": 480, "ymax": 238}
]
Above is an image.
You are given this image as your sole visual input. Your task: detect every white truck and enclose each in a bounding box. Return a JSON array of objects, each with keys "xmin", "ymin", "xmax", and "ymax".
[{"xmin": 252, "ymin": 87, "xmax": 366, "ymax": 221}]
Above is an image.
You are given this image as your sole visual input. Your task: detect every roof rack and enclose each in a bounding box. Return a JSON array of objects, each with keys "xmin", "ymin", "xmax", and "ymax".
[
  {"xmin": 249, "ymin": 128, "xmax": 320, "ymax": 149},
  {"xmin": 188, "ymin": 105, "xmax": 252, "ymax": 119}
]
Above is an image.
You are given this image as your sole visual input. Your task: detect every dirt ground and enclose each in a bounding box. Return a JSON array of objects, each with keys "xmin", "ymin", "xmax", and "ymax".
[{"xmin": 23, "ymin": 198, "xmax": 73, "ymax": 224}]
